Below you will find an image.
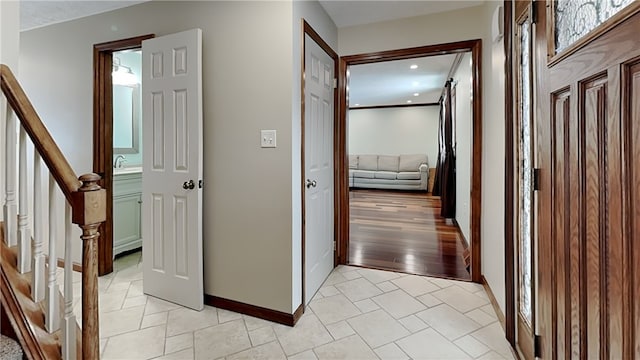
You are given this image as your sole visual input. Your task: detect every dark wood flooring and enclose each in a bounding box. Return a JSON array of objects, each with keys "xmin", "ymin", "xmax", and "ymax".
[{"xmin": 349, "ymin": 189, "xmax": 471, "ymax": 280}]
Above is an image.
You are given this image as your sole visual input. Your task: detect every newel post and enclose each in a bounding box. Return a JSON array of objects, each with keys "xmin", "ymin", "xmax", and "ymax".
[{"xmin": 71, "ymin": 173, "xmax": 106, "ymax": 360}]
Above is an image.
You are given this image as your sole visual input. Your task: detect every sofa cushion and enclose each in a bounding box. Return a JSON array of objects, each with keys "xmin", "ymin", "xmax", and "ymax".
[
  {"xmin": 349, "ymin": 155, "xmax": 358, "ymax": 169},
  {"xmin": 397, "ymin": 171, "xmax": 421, "ymax": 180},
  {"xmin": 377, "ymin": 155, "xmax": 399, "ymax": 172},
  {"xmin": 352, "ymin": 170, "xmax": 375, "ymax": 179},
  {"xmin": 358, "ymin": 155, "xmax": 378, "ymax": 171},
  {"xmin": 374, "ymin": 171, "xmax": 397, "ymax": 180},
  {"xmin": 399, "ymin": 154, "xmax": 427, "ymax": 172}
]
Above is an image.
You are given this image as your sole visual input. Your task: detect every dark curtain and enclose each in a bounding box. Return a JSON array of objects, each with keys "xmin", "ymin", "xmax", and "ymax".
[
  {"xmin": 433, "ymin": 79, "xmax": 456, "ymax": 218},
  {"xmin": 432, "ymin": 99, "xmax": 445, "ymax": 196}
]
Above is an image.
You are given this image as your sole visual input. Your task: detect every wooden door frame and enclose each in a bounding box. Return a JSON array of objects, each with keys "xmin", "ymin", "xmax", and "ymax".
[
  {"xmin": 300, "ymin": 21, "xmax": 340, "ymax": 307},
  {"xmin": 93, "ymin": 34, "xmax": 154, "ymax": 275},
  {"xmin": 503, "ymin": 0, "xmax": 516, "ymax": 348},
  {"xmin": 337, "ymin": 39, "xmax": 484, "ymax": 283}
]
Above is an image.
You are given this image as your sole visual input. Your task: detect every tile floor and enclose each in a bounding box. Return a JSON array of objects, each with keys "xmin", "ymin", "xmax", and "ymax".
[{"xmin": 65, "ymin": 251, "xmax": 515, "ymax": 359}]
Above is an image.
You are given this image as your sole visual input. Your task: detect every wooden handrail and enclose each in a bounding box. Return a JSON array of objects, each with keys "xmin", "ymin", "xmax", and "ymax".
[{"xmin": 0, "ymin": 64, "xmax": 80, "ymax": 202}]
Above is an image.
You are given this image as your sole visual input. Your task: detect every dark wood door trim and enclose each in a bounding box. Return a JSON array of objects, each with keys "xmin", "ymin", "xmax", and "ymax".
[
  {"xmin": 93, "ymin": 34, "xmax": 154, "ymax": 275},
  {"xmin": 300, "ymin": 21, "xmax": 339, "ymax": 308},
  {"xmin": 337, "ymin": 39, "xmax": 484, "ymax": 283},
  {"xmin": 503, "ymin": 0, "xmax": 516, "ymax": 348}
]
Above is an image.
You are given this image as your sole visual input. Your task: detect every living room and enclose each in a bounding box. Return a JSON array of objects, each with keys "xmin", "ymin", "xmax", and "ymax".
[{"xmin": 346, "ymin": 50, "xmax": 474, "ymax": 281}]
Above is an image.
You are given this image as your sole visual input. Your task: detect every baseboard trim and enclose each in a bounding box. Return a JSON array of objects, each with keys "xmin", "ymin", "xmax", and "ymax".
[
  {"xmin": 481, "ymin": 275, "xmax": 506, "ymax": 330},
  {"xmin": 55, "ymin": 257, "xmax": 83, "ymax": 273},
  {"xmin": 44, "ymin": 255, "xmax": 83, "ymax": 273},
  {"xmin": 452, "ymin": 219, "xmax": 470, "ymax": 249},
  {"xmin": 204, "ymin": 295, "xmax": 304, "ymax": 327},
  {"xmin": 452, "ymin": 219, "xmax": 471, "ymax": 272}
]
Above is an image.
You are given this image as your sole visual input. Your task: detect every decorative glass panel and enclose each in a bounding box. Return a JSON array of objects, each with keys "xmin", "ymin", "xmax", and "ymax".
[
  {"xmin": 555, "ymin": 0, "xmax": 634, "ymax": 52},
  {"xmin": 518, "ymin": 18, "xmax": 533, "ymax": 326}
]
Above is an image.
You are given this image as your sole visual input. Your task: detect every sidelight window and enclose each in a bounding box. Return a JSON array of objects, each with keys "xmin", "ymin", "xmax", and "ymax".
[{"xmin": 517, "ymin": 15, "xmax": 533, "ymax": 327}]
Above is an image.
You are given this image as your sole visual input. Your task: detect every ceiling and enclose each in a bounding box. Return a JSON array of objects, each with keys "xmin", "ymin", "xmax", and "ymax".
[
  {"xmin": 19, "ymin": 0, "xmax": 481, "ymax": 106},
  {"xmin": 20, "ymin": 1, "xmax": 486, "ymax": 34},
  {"xmin": 319, "ymin": 0, "xmax": 484, "ymax": 28},
  {"xmin": 20, "ymin": 1, "xmax": 148, "ymax": 31},
  {"xmin": 349, "ymin": 54, "xmax": 459, "ymax": 107}
]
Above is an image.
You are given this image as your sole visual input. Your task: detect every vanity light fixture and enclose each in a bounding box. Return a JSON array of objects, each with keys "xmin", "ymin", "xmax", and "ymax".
[{"xmin": 112, "ymin": 57, "xmax": 138, "ymax": 86}]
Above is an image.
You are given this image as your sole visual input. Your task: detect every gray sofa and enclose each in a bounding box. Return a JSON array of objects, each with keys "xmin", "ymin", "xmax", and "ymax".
[{"xmin": 348, "ymin": 154, "xmax": 429, "ymax": 191}]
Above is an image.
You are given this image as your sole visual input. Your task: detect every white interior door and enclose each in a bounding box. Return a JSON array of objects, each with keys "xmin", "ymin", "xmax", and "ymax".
[
  {"xmin": 304, "ymin": 34, "xmax": 335, "ymax": 304},
  {"xmin": 141, "ymin": 29, "xmax": 203, "ymax": 311}
]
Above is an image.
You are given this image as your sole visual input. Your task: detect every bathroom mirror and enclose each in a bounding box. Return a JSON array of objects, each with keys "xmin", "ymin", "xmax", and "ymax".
[{"xmin": 113, "ymin": 84, "xmax": 140, "ymax": 154}]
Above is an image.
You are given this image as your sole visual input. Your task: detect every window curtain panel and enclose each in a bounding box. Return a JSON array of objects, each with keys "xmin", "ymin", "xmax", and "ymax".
[
  {"xmin": 433, "ymin": 79, "xmax": 456, "ymax": 218},
  {"xmin": 432, "ymin": 99, "xmax": 445, "ymax": 196}
]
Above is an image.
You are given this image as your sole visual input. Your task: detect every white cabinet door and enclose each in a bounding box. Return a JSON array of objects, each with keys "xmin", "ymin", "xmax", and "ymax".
[{"xmin": 113, "ymin": 193, "xmax": 142, "ymax": 255}]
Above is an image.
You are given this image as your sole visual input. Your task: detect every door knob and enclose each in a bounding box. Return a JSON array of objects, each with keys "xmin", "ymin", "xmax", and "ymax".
[
  {"xmin": 305, "ymin": 179, "xmax": 317, "ymax": 189},
  {"xmin": 183, "ymin": 180, "xmax": 195, "ymax": 190}
]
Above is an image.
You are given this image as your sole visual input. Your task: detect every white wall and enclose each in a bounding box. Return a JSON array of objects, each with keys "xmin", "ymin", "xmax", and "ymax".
[
  {"xmin": 0, "ymin": 0, "xmax": 19, "ymax": 72},
  {"xmin": 481, "ymin": 1, "xmax": 506, "ymax": 314},
  {"xmin": 0, "ymin": 0, "xmax": 20, "ymax": 223},
  {"xmin": 348, "ymin": 106, "xmax": 439, "ymax": 166},
  {"xmin": 20, "ymin": 1, "xmax": 298, "ymax": 314},
  {"xmin": 291, "ymin": 0, "xmax": 337, "ymax": 311},
  {"xmin": 339, "ymin": 2, "xmax": 507, "ymax": 313},
  {"xmin": 453, "ymin": 53, "xmax": 473, "ymax": 245}
]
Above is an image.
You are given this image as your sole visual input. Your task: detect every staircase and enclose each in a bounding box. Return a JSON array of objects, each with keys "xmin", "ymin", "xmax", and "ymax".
[{"xmin": 0, "ymin": 64, "xmax": 106, "ymax": 359}]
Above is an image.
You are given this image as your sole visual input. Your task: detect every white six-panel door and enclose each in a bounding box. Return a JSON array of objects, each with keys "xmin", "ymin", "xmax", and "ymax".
[
  {"xmin": 141, "ymin": 29, "xmax": 204, "ymax": 310},
  {"xmin": 304, "ymin": 34, "xmax": 335, "ymax": 304}
]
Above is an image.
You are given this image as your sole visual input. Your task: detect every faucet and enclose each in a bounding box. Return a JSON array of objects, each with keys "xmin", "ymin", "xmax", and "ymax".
[{"xmin": 114, "ymin": 155, "xmax": 127, "ymax": 168}]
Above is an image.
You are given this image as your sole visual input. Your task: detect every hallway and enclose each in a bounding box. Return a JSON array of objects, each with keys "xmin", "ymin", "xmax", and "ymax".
[{"xmin": 80, "ymin": 251, "xmax": 513, "ymax": 359}]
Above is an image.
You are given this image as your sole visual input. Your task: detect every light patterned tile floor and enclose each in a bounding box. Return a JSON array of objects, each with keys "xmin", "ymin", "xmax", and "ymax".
[{"xmin": 81, "ymin": 251, "xmax": 515, "ymax": 359}]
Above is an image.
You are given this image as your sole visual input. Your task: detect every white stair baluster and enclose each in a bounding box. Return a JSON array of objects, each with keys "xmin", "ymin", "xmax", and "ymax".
[
  {"xmin": 46, "ymin": 174, "xmax": 60, "ymax": 332},
  {"xmin": 62, "ymin": 202, "xmax": 76, "ymax": 360},
  {"xmin": 31, "ymin": 152, "xmax": 45, "ymax": 302},
  {"xmin": 4, "ymin": 105, "xmax": 17, "ymax": 246},
  {"xmin": 17, "ymin": 125, "xmax": 31, "ymax": 273}
]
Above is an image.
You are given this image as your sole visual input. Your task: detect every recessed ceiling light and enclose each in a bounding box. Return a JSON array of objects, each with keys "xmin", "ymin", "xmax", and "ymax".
[
  {"xmin": 413, "ymin": 93, "xmax": 420, "ymax": 97},
  {"xmin": 354, "ymin": 103, "xmax": 360, "ymax": 106},
  {"xmin": 410, "ymin": 64, "xmax": 418, "ymax": 69},
  {"xmin": 406, "ymin": 100, "xmax": 412, "ymax": 104}
]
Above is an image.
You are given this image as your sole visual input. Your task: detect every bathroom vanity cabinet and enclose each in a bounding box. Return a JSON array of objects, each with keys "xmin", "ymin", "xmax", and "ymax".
[{"xmin": 113, "ymin": 169, "xmax": 142, "ymax": 256}]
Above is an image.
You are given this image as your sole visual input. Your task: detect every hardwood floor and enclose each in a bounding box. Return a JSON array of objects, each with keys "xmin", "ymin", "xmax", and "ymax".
[{"xmin": 349, "ymin": 189, "xmax": 471, "ymax": 280}]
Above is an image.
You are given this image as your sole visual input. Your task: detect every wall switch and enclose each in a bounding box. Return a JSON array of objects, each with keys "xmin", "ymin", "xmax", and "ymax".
[{"xmin": 261, "ymin": 130, "xmax": 277, "ymax": 148}]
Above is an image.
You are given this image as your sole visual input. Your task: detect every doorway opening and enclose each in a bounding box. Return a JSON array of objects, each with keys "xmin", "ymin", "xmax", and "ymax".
[
  {"xmin": 93, "ymin": 34, "xmax": 154, "ymax": 275},
  {"xmin": 112, "ymin": 49, "xmax": 143, "ymax": 259},
  {"xmin": 347, "ymin": 53, "xmax": 472, "ymax": 280},
  {"xmin": 337, "ymin": 39, "xmax": 483, "ymax": 283}
]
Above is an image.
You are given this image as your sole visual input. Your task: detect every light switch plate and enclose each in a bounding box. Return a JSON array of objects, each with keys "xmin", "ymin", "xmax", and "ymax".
[{"xmin": 261, "ymin": 130, "xmax": 277, "ymax": 148}]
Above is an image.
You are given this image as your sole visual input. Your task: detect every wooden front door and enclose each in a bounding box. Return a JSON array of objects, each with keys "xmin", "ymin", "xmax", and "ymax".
[{"xmin": 535, "ymin": 1, "xmax": 640, "ymax": 358}]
